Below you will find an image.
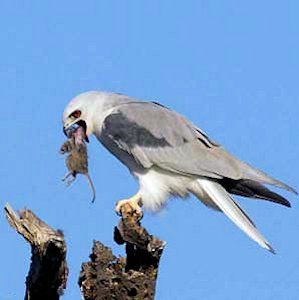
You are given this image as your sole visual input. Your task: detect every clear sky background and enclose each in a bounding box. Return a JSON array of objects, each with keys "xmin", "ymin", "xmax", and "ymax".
[{"xmin": 1, "ymin": 1, "xmax": 298, "ymax": 299}]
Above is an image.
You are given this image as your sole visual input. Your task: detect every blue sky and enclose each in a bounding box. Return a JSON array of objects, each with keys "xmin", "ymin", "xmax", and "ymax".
[{"xmin": 1, "ymin": 1, "xmax": 298, "ymax": 299}]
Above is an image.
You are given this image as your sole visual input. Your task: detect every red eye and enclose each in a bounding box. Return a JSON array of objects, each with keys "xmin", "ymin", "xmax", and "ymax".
[{"xmin": 71, "ymin": 110, "xmax": 81, "ymax": 118}]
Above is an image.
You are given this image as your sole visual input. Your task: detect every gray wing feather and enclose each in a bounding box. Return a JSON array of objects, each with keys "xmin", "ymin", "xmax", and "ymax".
[{"xmin": 101, "ymin": 101, "xmax": 296, "ymax": 193}]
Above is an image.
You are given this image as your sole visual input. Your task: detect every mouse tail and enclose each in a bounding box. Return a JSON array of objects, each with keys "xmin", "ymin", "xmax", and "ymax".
[{"xmin": 86, "ymin": 174, "xmax": 96, "ymax": 203}]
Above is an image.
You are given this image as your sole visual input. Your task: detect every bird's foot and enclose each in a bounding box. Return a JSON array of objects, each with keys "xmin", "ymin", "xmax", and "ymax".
[{"xmin": 115, "ymin": 193, "xmax": 143, "ymax": 220}]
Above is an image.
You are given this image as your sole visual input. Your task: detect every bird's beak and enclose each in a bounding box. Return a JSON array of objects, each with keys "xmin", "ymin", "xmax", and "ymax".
[
  {"xmin": 63, "ymin": 118, "xmax": 78, "ymax": 137},
  {"xmin": 63, "ymin": 118, "xmax": 90, "ymax": 143}
]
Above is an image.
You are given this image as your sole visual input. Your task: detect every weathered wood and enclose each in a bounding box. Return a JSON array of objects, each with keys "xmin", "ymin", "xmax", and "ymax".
[
  {"xmin": 5, "ymin": 203, "xmax": 68, "ymax": 300},
  {"xmin": 79, "ymin": 203, "xmax": 165, "ymax": 300}
]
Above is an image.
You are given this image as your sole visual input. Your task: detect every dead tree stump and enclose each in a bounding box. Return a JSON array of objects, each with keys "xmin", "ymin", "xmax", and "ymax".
[
  {"xmin": 4, "ymin": 203, "xmax": 68, "ymax": 300},
  {"xmin": 79, "ymin": 203, "xmax": 165, "ymax": 300}
]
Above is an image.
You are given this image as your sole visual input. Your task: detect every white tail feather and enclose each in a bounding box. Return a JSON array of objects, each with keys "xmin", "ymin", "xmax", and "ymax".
[{"xmin": 197, "ymin": 178, "xmax": 275, "ymax": 253}]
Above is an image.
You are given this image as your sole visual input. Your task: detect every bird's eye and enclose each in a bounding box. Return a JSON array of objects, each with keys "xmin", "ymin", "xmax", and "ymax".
[{"xmin": 71, "ymin": 110, "xmax": 81, "ymax": 118}]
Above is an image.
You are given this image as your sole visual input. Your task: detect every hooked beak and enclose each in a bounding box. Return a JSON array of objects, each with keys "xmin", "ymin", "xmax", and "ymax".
[
  {"xmin": 63, "ymin": 118, "xmax": 78, "ymax": 137},
  {"xmin": 63, "ymin": 118, "xmax": 89, "ymax": 142}
]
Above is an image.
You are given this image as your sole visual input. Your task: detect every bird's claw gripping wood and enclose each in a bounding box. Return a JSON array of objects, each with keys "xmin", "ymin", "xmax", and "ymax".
[{"xmin": 115, "ymin": 192, "xmax": 143, "ymax": 220}]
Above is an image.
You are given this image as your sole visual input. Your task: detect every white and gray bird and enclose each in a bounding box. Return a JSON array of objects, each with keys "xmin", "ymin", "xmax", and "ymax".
[{"xmin": 62, "ymin": 91, "xmax": 297, "ymax": 253}]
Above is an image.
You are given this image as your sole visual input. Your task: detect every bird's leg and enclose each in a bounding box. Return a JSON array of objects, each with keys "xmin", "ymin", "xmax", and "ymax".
[{"xmin": 115, "ymin": 192, "xmax": 143, "ymax": 219}]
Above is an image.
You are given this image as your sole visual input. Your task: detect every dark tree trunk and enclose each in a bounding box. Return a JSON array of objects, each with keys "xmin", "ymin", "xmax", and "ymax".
[
  {"xmin": 5, "ymin": 203, "xmax": 68, "ymax": 300},
  {"xmin": 5, "ymin": 202, "xmax": 165, "ymax": 300},
  {"xmin": 79, "ymin": 203, "xmax": 165, "ymax": 300}
]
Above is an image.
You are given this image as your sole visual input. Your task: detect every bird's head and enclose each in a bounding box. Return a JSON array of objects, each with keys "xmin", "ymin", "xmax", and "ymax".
[
  {"xmin": 63, "ymin": 90, "xmax": 131, "ymax": 141},
  {"xmin": 62, "ymin": 91, "xmax": 102, "ymax": 141}
]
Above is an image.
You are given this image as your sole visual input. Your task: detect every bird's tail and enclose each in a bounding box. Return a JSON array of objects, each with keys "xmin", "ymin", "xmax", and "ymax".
[{"xmin": 197, "ymin": 178, "xmax": 275, "ymax": 253}]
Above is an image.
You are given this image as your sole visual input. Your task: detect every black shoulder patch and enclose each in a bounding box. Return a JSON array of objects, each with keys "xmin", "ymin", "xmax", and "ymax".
[{"xmin": 103, "ymin": 112, "xmax": 171, "ymax": 148}]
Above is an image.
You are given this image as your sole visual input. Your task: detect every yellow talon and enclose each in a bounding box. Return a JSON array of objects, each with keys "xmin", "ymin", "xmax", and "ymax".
[{"xmin": 115, "ymin": 192, "xmax": 143, "ymax": 218}]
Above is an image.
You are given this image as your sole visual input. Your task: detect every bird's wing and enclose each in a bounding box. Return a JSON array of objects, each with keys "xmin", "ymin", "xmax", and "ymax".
[{"xmin": 101, "ymin": 101, "xmax": 295, "ymax": 192}]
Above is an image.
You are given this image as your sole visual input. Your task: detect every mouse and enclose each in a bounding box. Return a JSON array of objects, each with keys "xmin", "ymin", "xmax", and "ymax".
[{"xmin": 60, "ymin": 128, "xmax": 96, "ymax": 203}]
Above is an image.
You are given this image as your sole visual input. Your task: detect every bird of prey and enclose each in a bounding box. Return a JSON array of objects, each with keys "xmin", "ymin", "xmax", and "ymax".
[{"xmin": 62, "ymin": 91, "xmax": 296, "ymax": 253}]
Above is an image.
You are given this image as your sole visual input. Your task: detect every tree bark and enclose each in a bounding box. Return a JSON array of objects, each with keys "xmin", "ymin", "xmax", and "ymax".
[
  {"xmin": 4, "ymin": 203, "xmax": 68, "ymax": 300},
  {"xmin": 79, "ymin": 203, "xmax": 165, "ymax": 300},
  {"xmin": 5, "ymin": 202, "xmax": 165, "ymax": 299}
]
